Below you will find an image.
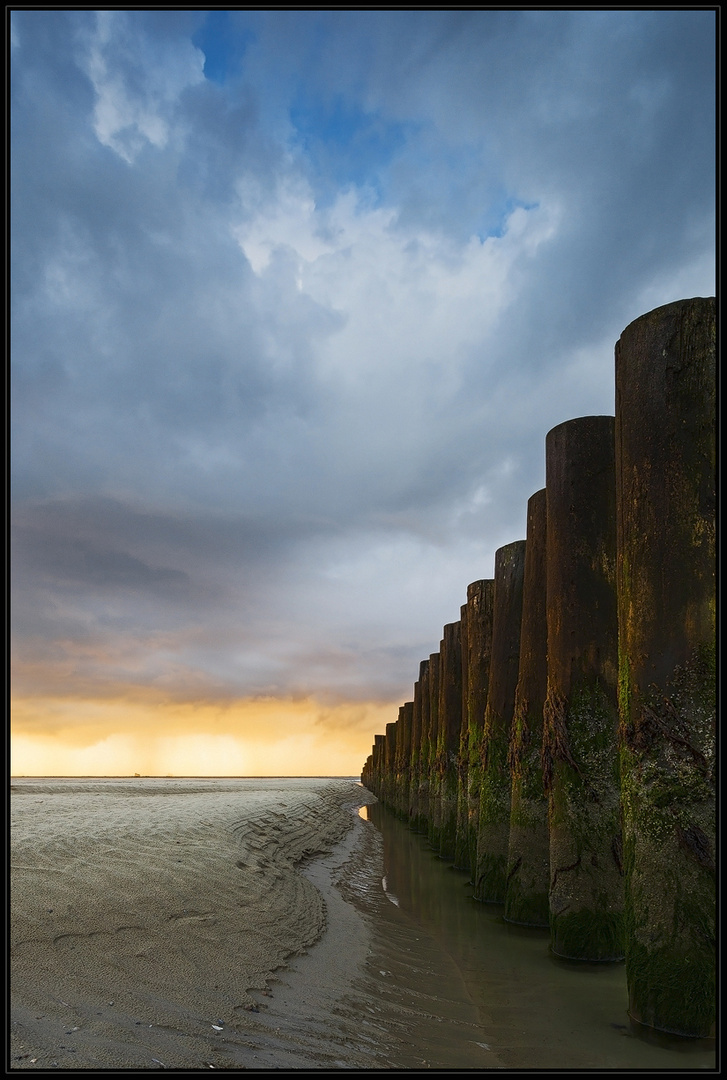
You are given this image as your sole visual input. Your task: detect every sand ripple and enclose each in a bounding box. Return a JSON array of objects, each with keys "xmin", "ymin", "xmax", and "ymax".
[{"xmin": 10, "ymin": 777, "xmax": 363, "ymax": 1069}]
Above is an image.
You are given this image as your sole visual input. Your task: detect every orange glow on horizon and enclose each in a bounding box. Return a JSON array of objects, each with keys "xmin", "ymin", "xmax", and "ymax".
[{"xmin": 10, "ymin": 694, "xmax": 394, "ymax": 777}]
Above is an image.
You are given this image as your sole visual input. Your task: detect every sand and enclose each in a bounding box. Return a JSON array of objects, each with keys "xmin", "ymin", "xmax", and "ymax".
[
  {"xmin": 10, "ymin": 777, "xmax": 716, "ymax": 1071},
  {"xmin": 10, "ymin": 776, "xmax": 494, "ymax": 1070}
]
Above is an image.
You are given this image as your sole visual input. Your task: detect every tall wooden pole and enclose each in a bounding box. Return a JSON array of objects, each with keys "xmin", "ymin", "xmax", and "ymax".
[
  {"xmin": 474, "ymin": 541, "xmax": 526, "ymax": 902},
  {"xmin": 544, "ymin": 415, "xmax": 623, "ymax": 961},
  {"xmin": 615, "ymin": 297, "xmax": 716, "ymax": 1037},
  {"xmin": 505, "ymin": 489, "xmax": 549, "ymax": 927}
]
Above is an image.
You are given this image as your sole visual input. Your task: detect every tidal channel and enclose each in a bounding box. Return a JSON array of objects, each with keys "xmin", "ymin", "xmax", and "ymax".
[{"xmin": 360, "ymin": 799, "xmax": 717, "ymax": 1070}]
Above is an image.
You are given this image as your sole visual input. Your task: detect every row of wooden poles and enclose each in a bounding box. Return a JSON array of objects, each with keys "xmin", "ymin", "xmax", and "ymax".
[{"xmin": 360, "ymin": 297, "xmax": 715, "ymax": 1040}]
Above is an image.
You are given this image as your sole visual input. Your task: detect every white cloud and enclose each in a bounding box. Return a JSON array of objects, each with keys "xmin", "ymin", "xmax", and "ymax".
[
  {"xmin": 233, "ymin": 172, "xmax": 341, "ymax": 274},
  {"xmin": 234, "ymin": 179, "xmax": 561, "ymax": 426},
  {"xmin": 80, "ymin": 10, "xmax": 205, "ymax": 163}
]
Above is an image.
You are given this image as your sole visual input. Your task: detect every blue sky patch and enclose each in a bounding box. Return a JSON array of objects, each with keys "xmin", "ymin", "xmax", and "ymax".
[
  {"xmin": 289, "ymin": 94, "xmax": 412, "ymax": 199},
  {"xmin": 476, "ymin": 196, "xmax": 540, "ymax": 241},
  {"xmin": 192, "ymin": 11, "xmax": 254, "ymax": 86}
]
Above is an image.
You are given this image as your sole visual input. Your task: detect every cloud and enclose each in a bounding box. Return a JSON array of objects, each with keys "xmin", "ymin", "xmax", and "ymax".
[
  {"xmin": 78, "ymin": 10, "xmax": 206, "ymax": 162},
  {"xmin": 10, "ymin": 11, "xmax": 715, "ymax": 770}
]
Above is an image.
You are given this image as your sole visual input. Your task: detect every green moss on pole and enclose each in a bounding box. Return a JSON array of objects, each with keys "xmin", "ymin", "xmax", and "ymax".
[
  {"xmin": 394, "ymin": 702, "xmax": 413, "ymax": 819},
  {"xmin": 474, "ymin": 541, "xmax": 526, "ymax": 902},
  {"xmin": 615, "ymin": 297, "xmax": 716, "ymax": 1038},
  {"xmin": 436, "ymin": 621, "xmax": 463, "ymax": 860},
  {"xmin": 426, "ymin": 653, "xmax": 441, "ymax": 849},
  {"xmin": 384, "ymin": 721, "xmax": 397, "ymax": 812},
  {"xmin": 370, "ymin": 733, "xmax": 385, "ymax": 798},
  {"xmin": 544, "ymin": 415, "xmax": 623, "ymax": 962},
  {"xmin": 409, "ymin": 662, "xmax": 427, "ymax": 830},
  {"xmin": 416, "ymin": 658, "xmax": 432, "ymax": 835},
  {"xmin": 456, "ymin": 580, "xmax": 494, "ymax": 878},
  {"xmin": 505, "ymin": 489, "xmax": 549, "ymax": 927},
  {"xmin": 454, "ymin": 603, "xmax": 471, "ymax": 869}
]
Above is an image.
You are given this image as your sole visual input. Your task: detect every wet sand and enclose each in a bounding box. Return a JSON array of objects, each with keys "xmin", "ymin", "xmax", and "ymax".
[
  {"xmin": 10, "ymin": 777, "xmax": 717, "ymax": 1070},
  {"xmin": 10, "ymin": 776, "xmax": 488, "ymax": 1070}
]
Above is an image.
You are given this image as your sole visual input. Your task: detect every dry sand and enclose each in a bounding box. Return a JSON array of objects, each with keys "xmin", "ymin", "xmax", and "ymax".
[{"xmin": 10, "ymin": 777, "xmax": 493, "ymax": 1070}]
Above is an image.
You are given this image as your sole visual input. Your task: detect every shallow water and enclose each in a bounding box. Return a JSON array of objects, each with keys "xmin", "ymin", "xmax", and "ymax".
[{"xmin": 361, "ymin": 799, "xmax": 717, "ymax": 1071}]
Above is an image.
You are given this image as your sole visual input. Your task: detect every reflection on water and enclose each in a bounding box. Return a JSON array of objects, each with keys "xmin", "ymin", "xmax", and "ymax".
[
  {"xmin": 380, "ymin": 874, "xmax": 399, "ymax": 907},
  {"xmin": 363, "ymin": 798, "xmax": 717, "ymax": 1071}
]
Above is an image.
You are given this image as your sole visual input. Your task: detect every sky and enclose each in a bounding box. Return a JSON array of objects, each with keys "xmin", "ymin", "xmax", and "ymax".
[{"xmin": 10, "ymin": 9, "xmax": 716, "ymax": 776}]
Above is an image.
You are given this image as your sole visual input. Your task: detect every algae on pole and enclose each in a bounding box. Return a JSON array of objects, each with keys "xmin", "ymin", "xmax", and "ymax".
[
  {"xmin": 615, "ymin": 297, "xmax": 715, "ymax": 1038},
  {"xmin": 415, "ymin": 657, "xmax": 433, "ymax": 836},
  {"xmin": 454, "ymin": 604, "xmax": 471, "ymax": 870},
  {"xmin": 544, "ymin": 415, "xmax": 623, "ymax": 962},
  {"xmin": 370, "ymin": 733, "xmax": 385, "ymax": 799},
  {"xmin": 457, "ymin": 580, "xmax": 495, "ymax": 878},
  {"xmin": 435, "ymin": 621, "xmax": 463, "ymax": 860},
  {"xmin": 474, "ymin": 540, "xmax": 525, "ymax": 903},
  {"xmin": 409, "ymin": 662, "xmax": 427, "ymax": 832},
  {"xmin": 384, "ymin": 721, "xmax": 397, "ymax": 812},
  {"xmin": 426, "ymin": 653, "xmax": 441, "ymax": 850},
  {"xmin": 395, "ymin": 702, "xmax": 413, "ymax": 819},
  {"xmin": 505, "ymin": 490, "xmax": 549, "ymax": 928}
]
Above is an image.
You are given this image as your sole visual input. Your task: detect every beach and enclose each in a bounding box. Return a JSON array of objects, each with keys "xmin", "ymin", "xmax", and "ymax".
[
  {"xmin": 10, "ymin": 777, "xmax": 716, "ymax": 1071},
  {"xmin": 10, "ymin": 776, "xmax": 492, "ymax": 1070}
]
